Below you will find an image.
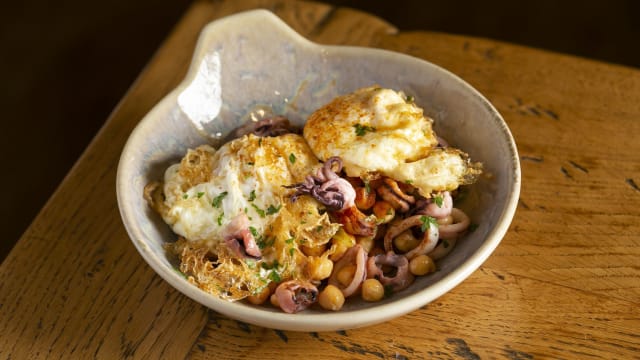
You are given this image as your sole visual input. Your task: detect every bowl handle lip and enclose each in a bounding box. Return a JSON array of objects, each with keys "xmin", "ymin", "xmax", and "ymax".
[{"xmin": 181, "ymin": 9, "xmax": 314, "ymax": 93}]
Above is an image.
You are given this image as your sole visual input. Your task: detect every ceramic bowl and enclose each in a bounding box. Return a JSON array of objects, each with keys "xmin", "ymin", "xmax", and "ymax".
[{"xmin": 117, "ymin": 9, "xmax": 520, "ymax": 332}]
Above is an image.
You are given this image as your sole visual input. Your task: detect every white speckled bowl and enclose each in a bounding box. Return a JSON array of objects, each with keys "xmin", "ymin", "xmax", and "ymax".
[{"xmin": 117, "ymin": 9, "xmax": 520, "ymax": 332}]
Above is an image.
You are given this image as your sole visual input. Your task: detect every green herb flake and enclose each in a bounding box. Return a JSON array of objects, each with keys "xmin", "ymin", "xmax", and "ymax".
[
  {"xmin": 469, "ymin": 223, "xmax": 479, "ymax": 232},
  {"xmin": 268, "ymin": 270, "xmax": 281, "ymax": 283},
  {"xmin": 217, "ymin": 212, "xmax": 224, "ymax": 226},
  {"xmin": 196, "ymin": 191, "xmax": 205, "ymax": 199},
  {"xmin": 248, "ymin": 190, "xmax": 256, "ymax": 202},
  {"xmin": 245, "ymin": 259, "xmax": 256, "ymax": 269},
  {"xmin": 182, "ymin": 193, "xmax": 188, "ymax": 199},
  {"xmin": 364, "ymin": 181, "xmax": 371, "ymax": 194},
  {"xmin": 212, "ymin": 191, "xmax": 228, "ymax": 208},
  {"xmin": 289, "ymin": 247, "xmax": 295, "ymax": 257},
  {"xmin": 442, "ymin": 239, "xmax": 450, "ymax": 248},
  {"xmin": 251, "ymin": 203, "xmax": 266, "ymax": 218},
  {"xmin": 404, "ymin": 179, "xmax": 414, "ymax": 184},
  {"xmin": 285, "ymin": 237, "xmax": 295, "ymax": 245},
  {"xmin": 419, "ymin": 215, "xmax": 438, "ymax": 232},
  {"xmin": 266, "ymin": 204, "xmax": 281, "ymax": 215},
  {"xmin": 433, "ymin": 195, "xmax": 444, "ymax": 208},
  {"xmin": 289, "ymin": 153, "xmax": 296, "ymax": 164},
  {"xmin": 405, "ymin": 94, "xmax": 415, "ymax": 103},
  {"xmin": 257, "ymin": 236, "xmax": 275, "ymax": 250},
  {"xmin": 354, "ymin": 123, "xmax": 376, "ymax": 136},
  {"xmin": 249, "ymin": 226, "xmax": 259, "ymax": 238}
]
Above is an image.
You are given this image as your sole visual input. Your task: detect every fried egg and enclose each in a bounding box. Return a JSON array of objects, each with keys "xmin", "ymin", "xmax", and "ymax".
[
  {"xmin": 303, "ymin": 86, "xmax": 481, "ymax": 195},
  {"xmin": 159, "ymin": 133, "xmax": 324, "ymax": 247}
]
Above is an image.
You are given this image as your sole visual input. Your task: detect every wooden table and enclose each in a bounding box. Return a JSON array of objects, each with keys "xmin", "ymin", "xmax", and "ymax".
[{"xmin": 2, "ymin": 1, "xmax": 639, "ymax": 358}]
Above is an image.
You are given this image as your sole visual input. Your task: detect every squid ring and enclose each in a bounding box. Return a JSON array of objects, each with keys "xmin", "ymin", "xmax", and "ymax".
[
  {"xmin": 438, "ymin": 208, "xmax": 470, "ymax": 240},
  {"xmin": 366, "ymin": 252, "xmax": 414, "ymax": 292},
  {"xmin": 328, "ymin": 244, "xmax": 367, "ymax": 297}
]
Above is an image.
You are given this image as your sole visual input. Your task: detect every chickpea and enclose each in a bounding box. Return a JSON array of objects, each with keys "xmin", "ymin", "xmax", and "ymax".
[
  {"xmin": 330, "ymin": 228, "xmax": 356, "ymax": 261},
  {"xmin": 393, "ymin": 230, "xmax": 420, "ymax": 252},
  {"xmin": 437, "ymin": 215, "xmax": 454, "ymax": 226},
  {"xmin": 302, "ymin": 243, "xmax": 326, "ymax": 257},
  {"xmin": 318, "ymin": 285, "xmax": 345, "ymax": 311},
  {"xmin": 356, "ymin": 235, "xmax": 375, "ymax": 253},
  {"xmin": 355, "ymin": 186, "xmax": 376, "ymax": 210},
  {"xmin": 270, "ymin": 293, "xmax": 279, "ymax": 308},
  {"xmin": 306, "ymin": 256, "xmax": 334, "ymax": 280},
  {"xmin": 409, "ymin": 255, "xmax": 436, "ymax": 276},
  {"xmin": 336, "ymin": 264, "xmax": 357, "ymax": 286},
  {"xmin": 361, "ymin": 278, "xmax": 385, "ymax": 302},
  {"xmin": 373, "ymin": 201, "xmax": 395, "ymax": 224},
  {"xmin": 247, "ymin": 285, "xmax": 271, "ymax": 305}
]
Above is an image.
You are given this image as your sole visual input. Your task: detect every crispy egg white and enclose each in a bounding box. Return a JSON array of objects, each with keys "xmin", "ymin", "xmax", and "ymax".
[
  {"xmin": 160, "ymin": 133, "xmax": 320, "ymax": 246},
  {"xmin": 303, "ymin": 86, "xmax": 481, "ymax": 195}
]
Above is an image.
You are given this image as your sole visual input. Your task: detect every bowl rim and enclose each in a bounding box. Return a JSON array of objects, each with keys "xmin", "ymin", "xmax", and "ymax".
[{"xmin": 116, "ymin": 9, "xmax": 521, "ymax": 332}]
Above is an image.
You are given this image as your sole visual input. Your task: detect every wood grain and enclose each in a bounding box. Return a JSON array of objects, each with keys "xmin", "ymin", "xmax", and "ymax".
[{"xmin": 1, "ymin": 0, "xmax": 638, "ymax": 359}]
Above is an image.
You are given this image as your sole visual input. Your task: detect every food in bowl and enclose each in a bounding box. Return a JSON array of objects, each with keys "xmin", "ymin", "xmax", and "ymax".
[{"xmin": 144, "ymin": 86, "xmax": 482, "ymax": 313}]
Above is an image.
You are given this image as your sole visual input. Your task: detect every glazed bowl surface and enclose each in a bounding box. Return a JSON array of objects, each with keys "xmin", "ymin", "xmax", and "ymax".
[{"xmin": 117, "ymin": 9, "xmax": 520, "ymax": 331}]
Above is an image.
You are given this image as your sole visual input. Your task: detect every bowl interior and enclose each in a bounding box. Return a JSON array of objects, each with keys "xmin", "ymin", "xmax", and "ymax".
[{"xmin": 117, "ymin": 9, "xmax": 520, "ymax": 331}]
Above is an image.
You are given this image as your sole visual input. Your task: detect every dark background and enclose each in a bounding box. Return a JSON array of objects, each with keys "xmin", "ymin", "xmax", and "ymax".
[{"xmin": 2, "ymin": 0, "xmax": 639, "ymax": 261}]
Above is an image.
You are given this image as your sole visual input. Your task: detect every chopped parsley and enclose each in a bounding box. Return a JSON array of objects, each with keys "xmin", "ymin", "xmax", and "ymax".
[
  {"xmin": 251, "ymin": 203, "xmax": 266, "ymax": 218},
  {"xmin": 256, "ymin": 234, "xmax": 275, "ymax": 250},
  {"xmin": 289, "ymin": 153, "xmax": 296, "ymax": 164},
  {"xmin": 182, "ymin": 193, "xmax": 188, "ymax": 199},
  {"xmin": 260, "ymin": 260, "xmax": 282, "ymax": 282},
  {"xmin": 268, "ymin": 270, "xmax": 281, "ymax": 283},
  {"xmin": 262, "ymin": 259, "xmax": 279, "ymax": 270},
  {"xmin": 468, "ymin": 223, "xmax": 479, "ymax": 232},
  {"xmin": 405, "ymin": 94, "xmax": 415, "ymax": 103},
  {"xmin": 285, "ymin": 237, "xmax": 295, "ymax": 245},
  {"xmin": 289, "ymin": 247, "xmax": 295, "ymax": 256},
  {"xmin": 245, "ymin": 259, "xmax": 256, "ymax": 269},
  {"xmin": 442, "ymin": 239, "xmax": 450, "ymax": 248},
  {"xmin": 196, "ymin": 191, "xmax": 205, "ymax": 199},
  {"xmin": 266, "ymin": 204, "xmax": 281, "ymax": 215},
  {"xmin": 248, "ymin": 190, "xmax": 256, "ymax": 202},
  {"xmin": 433, "ymin": 195, "xmax": 444, "ymax": 208},
  {"xmin": 419, "ymin": 215, "xmax": 438, "ymax": 232},
  {"xmin": 216, "ymin": 212, "xmax": 224, "ymax": 226},
  {"xmin": 354, "ymin": 123, "xmax": 376, "ymax": 136},
  {"xmin": 211, "ymin": 191, "xmax": 228, "ymax": 208},
  {"xmin": 252, "ymin": 227, "xmax": 276, "ymax": 250},
  {"xmin": 249, "ymin": 226, "xmax": 259, "ymax": 238},
  {"xmin": 404, "ymin": 179, "xmax": 414, "ymax": 185},
  {"xmin": 364, "ymin": 181, "xmax": 371, "ymax": 194}
]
